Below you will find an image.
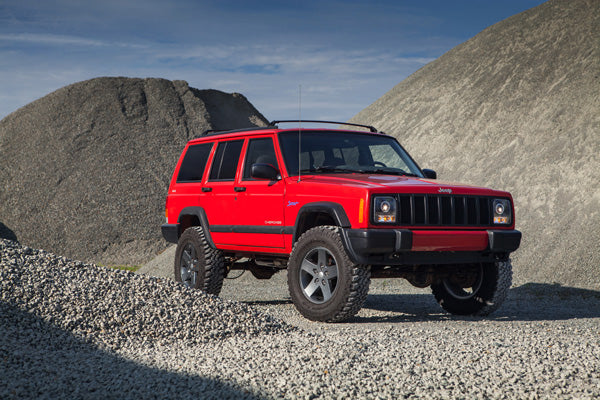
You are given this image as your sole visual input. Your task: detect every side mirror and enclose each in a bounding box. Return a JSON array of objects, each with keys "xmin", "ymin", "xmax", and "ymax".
[
  {"xmin": 251, "ymin": 163, "xmax": 280, "ymax": 181},
  {"xmin": 422, "ymin": 169, "xmax": 437, "ymax": 179}
]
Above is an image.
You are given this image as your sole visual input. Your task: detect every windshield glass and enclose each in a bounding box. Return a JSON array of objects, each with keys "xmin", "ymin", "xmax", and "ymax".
[{"xmin": 278, "ymin": 130, "xmax": 423, "ymax": 177}]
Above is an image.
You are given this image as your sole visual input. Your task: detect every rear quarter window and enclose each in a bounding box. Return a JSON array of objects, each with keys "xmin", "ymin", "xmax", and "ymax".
[{"xmin": 176, "ymin": 142, "xmax": 213, "ymax": 182}]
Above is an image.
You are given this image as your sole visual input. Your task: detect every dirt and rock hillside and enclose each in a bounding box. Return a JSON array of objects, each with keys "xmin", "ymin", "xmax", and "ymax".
[
  {"xmin": 351, "ymin": 0, "xmax": 600, "ymax": 289},
  {"xmin": 0, "ymin": 77, "xmax": 268, "ymax": 265}
]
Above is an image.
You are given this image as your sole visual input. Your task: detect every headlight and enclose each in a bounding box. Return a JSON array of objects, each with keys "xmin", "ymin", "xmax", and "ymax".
[
  {"xmin": 374, "ymin": 196, "xmax": 396, "ymax": 223},
  {"xmin": 380, "ymin": 200, "xmax": 392, "ymax": 213},
  {"xmin": 493, "ymin": 199, "xmax": 511, "ymax": 225}
]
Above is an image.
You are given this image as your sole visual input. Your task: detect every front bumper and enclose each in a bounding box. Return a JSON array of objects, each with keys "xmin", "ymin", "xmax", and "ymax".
[{"xmin": 341, "ymin": 228, "xmax": 521, "ymax": 265}]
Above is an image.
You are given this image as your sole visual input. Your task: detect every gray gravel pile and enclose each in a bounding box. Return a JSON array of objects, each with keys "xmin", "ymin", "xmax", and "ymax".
[
  {"xmin": 0, "ymin": 239, "xmax": 294, "ymax": 351},
  {"xmin": 351, "ymin": 0, "xmax": 600, "ymax": 289},
  {"xmin": 3, "ymin": 238, "xmax": 600, "ymax": 399},
  {"xmin": 0, "ymin": 77, "xmax": 268, "ymax": 265}
]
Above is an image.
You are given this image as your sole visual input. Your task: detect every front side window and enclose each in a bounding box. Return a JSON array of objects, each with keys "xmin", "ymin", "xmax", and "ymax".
[
  {"xmin": 278, "ymin": 131, "xmax": 423, "ymax": 177},
  {"xmin": 209, "ymin": 140, "xmax": 244, "ymax": 181},
  {"xmin": 242, "ymin": 138, "xmax": 278, "ymax": 180},
  {"xmin": 176, "ymin": 142, "xmax": 213, "ymax": 182}
]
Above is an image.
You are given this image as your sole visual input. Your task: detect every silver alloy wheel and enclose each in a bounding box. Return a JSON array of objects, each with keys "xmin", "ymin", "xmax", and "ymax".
[
  {"xmin": 180, "ymin": 243, "xmax": 198, "ymax": 288},
  {"xmin": 299, "ymin": 246, "xmax": 339, "ymax": 304},
  {"xmin": 442, "ymin": 264, "xmax": 484, "ymax": 300}
]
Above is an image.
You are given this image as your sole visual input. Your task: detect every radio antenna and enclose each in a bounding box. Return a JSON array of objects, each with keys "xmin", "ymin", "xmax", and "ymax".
[{"xmin": 297, "ymin": 84, "xmax": 302, "ymax": 183}]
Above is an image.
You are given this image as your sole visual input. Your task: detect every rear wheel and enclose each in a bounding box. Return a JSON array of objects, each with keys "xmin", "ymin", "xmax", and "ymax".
[
  {"xmin": 287, "ymin": 226, "xmax": 370, "ymax": 322},
  {"xmin": 174, "ymin": 226, "xmax": 225, "ymax": 295},
  {"xmin": 431, "ymin": 261, "xmax": 512, "ymax": 316}
]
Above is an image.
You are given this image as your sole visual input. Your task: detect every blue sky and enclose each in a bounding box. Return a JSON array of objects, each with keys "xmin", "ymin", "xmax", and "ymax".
[{"xmin": 0, "ymin": 0, "xmax": 546, "ymax": 122}]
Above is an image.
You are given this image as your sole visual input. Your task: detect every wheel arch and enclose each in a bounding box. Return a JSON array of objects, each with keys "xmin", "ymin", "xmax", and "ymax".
[
  {"xmin": 293, "ymin": 202, "xmax": 351, "ymax": 243},
  {"xmin": 177, "ymin": 206, "xmax": 216, "ymax": 248}
]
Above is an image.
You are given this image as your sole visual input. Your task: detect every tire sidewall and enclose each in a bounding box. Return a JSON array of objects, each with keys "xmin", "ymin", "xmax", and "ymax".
[{"xmin": 288, "ymin": 227, "xmax": 354, "ymax": 321}]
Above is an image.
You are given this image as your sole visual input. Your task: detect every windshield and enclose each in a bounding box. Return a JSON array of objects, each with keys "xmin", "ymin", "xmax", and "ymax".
[{"xmin": 278, "ymin": 130, "xmax": 423, "ymax": 177}]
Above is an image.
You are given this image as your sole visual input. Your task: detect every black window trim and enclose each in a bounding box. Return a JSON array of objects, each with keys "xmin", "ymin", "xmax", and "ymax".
[
  {"xmin": 241, "ymin": 136, "xmax": 279, "ymax": 181},
  {"xmin": 277, "ymin": 130, "xmax": 424, "ymax": 178},
  {"xmin": 176, "ymin": 141, "xmax": 215, "ymax": 183},
  {"xmin": 208, "ymin": 139, "xmax": 245, "ymax": 182}
]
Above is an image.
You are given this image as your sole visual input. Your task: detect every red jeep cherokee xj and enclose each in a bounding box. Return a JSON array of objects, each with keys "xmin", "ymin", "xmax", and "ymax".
[{"xmin": 162, "ymin": 120, "xmax": 521, "ymax": 322}]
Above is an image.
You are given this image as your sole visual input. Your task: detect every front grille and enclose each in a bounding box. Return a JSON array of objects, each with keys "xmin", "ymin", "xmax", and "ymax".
[{"xmin": 392, "ymin": 194, "xmax": 496, "ymax": 227}]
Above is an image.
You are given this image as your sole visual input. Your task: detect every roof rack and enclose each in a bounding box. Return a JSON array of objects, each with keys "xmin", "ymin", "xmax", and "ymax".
[
  {"xmin": 270, "ymin": 120, "xmax": 379, "ymax": 133},
  {"xmin": 196, "ymin": 120, "xmax": 380, "ymax": 139},
  {"xmin": 198, "ymin": 126, "xmax": 273, "ymax": 138}
]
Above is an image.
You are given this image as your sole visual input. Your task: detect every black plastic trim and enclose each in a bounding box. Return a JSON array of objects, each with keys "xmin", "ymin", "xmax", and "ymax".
[
  {"xmin": 395, "ymin": 230, "xmax": 413, "ymax": 250},
  {"xmin": 293, "ymin": 202, "xmax": 351, "ymax": 242},
  {"xmin": 177, "ymin": 206, "xmax": 216, "ymax": 248},
  {"xmin": 345, "ymin": 229, "xmax": 412, "ymax": 253},
  {"xmin": 339, "ymin": 228, "xmax": 517, "ymax": 265},
  {"xmin": 161, "ymin": 224, "xmax": 179, "ymax": 244},
  {"xmin": 210, "ymin": 225, "xmax": 293, "ymax": 235},
  {"xmin": 422, "ymin": 169, "xmax": 437, "ymax": 179},
  {"xmin": 380, "ymin": 251, "xmax": 504, "ymax": 265},
  {"xmin": 340, "ymin": 228, "xmax": 412, "ymax": 263},
  {"xmin": 488, "ymin": 230, "xmax": 522, "ymax": 252}
]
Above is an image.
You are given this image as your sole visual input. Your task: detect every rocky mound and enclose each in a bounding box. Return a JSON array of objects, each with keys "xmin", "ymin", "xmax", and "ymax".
[
  {"xmin": 0, "ymin": 77, "xmax": 268, "ymax": 264},
  {"xmin": 0, "ymin": 238, "xmax": 294, "ymax": 348},
  {"xmin": 351, "ymin": 0, "xmax": 599, "ymax": 289}
]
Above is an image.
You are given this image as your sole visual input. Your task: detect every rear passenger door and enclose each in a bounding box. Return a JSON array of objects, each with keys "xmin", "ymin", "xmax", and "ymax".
[
  {"xmin": 201, "ymin": 139, "xmax": 244, "ymax": 245},
  {"xmin": 233, "ymin": 137, "xmax": 285, "ymax": 248}
]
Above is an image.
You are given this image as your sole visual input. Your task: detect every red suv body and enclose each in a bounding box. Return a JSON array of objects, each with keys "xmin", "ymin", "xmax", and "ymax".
[{"xmin": 162, "ymin": 121, "xmax": 521, "ymax": 322}]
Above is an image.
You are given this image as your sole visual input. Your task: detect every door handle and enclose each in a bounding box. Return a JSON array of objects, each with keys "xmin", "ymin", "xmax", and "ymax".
[
  {"xmin": 234, "ymin": 187, "xmax": 246, "ymax": 192},
  {"xmin": 202, "ymin": 187, "xmax": 212, "ymax": 192}
]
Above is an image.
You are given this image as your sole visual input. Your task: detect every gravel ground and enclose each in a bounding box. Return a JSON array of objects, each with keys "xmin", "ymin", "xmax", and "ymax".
[{"xmin": 2, "ymin": 239, "xmax": 600, "ymax": 399}]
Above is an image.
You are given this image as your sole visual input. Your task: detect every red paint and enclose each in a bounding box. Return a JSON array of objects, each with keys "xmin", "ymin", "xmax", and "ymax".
[
  {"xmin": 411, "ymin": 231, "xmax": 489, "ymax": 252},
  {"xmin": 166, "ymin": 126, "xmax": 517, "ymax": 255}
]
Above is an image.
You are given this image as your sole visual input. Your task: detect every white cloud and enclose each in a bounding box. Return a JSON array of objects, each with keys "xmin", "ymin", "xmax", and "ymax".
[
  {"xmin": 0, "ymin": 28, "xmax": 435, "ymax": 122},
  {"xmin": 0, "ymin": 33, "xmax": 145, "ymax": 49},
  {"xmin": 0, "ymin": 39, "xmax": 432, "ymax": 121},
  {"xmin": 0, "ymin": 0, "xmax": 547, "ymax": 123},
  {"xmin": 145, "ymin": 43, "xmax": 432, "ymax": 80}
]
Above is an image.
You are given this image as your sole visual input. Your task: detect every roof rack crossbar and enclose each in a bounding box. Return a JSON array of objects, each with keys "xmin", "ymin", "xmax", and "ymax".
[{"xmin": 270, "ymin": 120, "xmax": 378, "ymax": 133}]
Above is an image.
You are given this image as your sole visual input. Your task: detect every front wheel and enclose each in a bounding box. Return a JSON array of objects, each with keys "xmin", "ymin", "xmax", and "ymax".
[
  {"xmin": 431, "ymin": 260, "xmax": 512, "ymax": 316},
  {"xmin": 287, "ymin": 226, "xmax": 370, "ymax": 322}
]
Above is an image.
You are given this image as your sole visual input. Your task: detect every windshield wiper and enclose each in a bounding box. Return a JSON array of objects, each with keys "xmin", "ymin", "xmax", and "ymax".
[
  {"xmin": 367, "ymin": 168, "xmax": 419, "ymax": 177},
  {"xmin": 300, "ymin": 166, "xmax": 420, "ymax": 177},
  {"xmin": 300, "ymin": 166, "xmax": 364, "ymax": 174}
]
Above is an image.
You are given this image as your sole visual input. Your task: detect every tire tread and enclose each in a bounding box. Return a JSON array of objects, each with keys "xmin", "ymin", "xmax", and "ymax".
[
  {"xmin": 175, "ymin": 226, "xmax": 225, "ymax": 295},
  {"xmin": 288, "ymin": 226, "xmax": 370, "ymax": 322}
]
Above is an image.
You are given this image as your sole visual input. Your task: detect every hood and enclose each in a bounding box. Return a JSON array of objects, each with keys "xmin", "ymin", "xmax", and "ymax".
[{"xmin": 290, "ymin": 173, "xmax": 509, "ymax": 196}]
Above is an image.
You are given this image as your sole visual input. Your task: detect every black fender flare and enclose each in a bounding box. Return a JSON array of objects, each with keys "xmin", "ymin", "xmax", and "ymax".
[
  {"xmin": 177, "ymin": 206, "xmax": 216, "ymax": 248},
  {"xmin": 293, "ymin": 202, "xmax": 351, "ymax": 243}
]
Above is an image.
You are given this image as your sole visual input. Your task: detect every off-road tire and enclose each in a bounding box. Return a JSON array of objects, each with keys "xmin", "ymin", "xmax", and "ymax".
[
  {"xmin": 174, "ymin": 226, "xmax": 225, "ymax": 295},
  {"xmin": 431, "ymin": 260, "xmax": 512, "ymax": 316},
  {"xmin": 287, "ymin": 226, "xmax": 371, "ymax": 322}
]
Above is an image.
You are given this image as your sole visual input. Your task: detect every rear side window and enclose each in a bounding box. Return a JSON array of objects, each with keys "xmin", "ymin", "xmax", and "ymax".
[
  {"xmin": 176, "ymin": 142, "xmax": 213, "ymax": 182},
  {"xmin": 209, "ymin": 140, "xmax": 244, "ymax": 181}
]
